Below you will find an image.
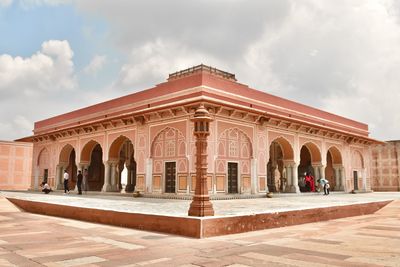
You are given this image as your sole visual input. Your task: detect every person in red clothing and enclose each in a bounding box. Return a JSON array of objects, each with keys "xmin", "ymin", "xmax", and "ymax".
[
  {"xmin": 309, "ymin": 174, "xmax": 315, "ymax": 192},
  {"xmin": 304, "ymin": 172, "xmax": 316, "ymax": 192}
]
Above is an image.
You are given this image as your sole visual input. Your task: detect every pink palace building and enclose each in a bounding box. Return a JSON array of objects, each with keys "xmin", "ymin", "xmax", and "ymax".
[{"xmin": 19, "ymin": 65, "xmax": 380, "ymax": 196}]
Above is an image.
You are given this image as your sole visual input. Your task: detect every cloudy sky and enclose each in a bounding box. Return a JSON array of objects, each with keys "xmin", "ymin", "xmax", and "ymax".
[{"xmin": 0, "ymin": 0, "xmax": 399, "ymax": 141}]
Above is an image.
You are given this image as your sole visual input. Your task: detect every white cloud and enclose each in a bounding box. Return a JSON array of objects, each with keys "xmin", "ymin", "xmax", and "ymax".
[
  {"xmin": 0, "ymin": 40, "xmax": 78, "ymax": 140},
  {"xmin": 0, "ymin": 40, "xmax": 76, "ymax": 97},
  {"xmin": 0, "ymin": 0, "xmax": 12, "ymax": 7},
  {"xmin": 83, "ymin": 55, "xmax": 106, "ymax": 75},
  {"xmin": 74, "ymin": 0, "xmax": 400, "ymax": 140}
]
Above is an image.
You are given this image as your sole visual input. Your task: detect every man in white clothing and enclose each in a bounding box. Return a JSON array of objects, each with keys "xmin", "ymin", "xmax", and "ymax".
[{"xmin": 63, "ymin": 170, "xmax": 70, "ymax": 194}]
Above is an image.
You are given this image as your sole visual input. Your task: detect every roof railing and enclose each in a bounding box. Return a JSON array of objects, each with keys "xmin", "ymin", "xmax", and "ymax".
[{"xmin": 168, "ymin": 64, "xmax": 237, "ymax": 81}]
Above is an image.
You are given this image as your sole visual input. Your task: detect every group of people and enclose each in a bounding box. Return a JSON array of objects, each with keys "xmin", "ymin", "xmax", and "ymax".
[
  {"xmin": 41, "ymin": 169, "xmax": 89, "ymax": 195},
  {"xmin": 303, "ymin": 172, "xmax": 330, "ymax": 195},
  {"xmin": 63, "ymin": 169, "xmax": 89, "ymax": 194}
]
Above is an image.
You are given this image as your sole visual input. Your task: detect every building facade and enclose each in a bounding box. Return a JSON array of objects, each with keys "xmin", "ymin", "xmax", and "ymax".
[
  {"xmin": 371, "ymin": 141, "xmax": 400, "ymax": 191},
  {"xmin": 21, "ymin": 65, "xmax": 379, "ymax": 195},
  {"xmin": 0, "ymin": 141, "xmax": 32, "ymax": 190}
]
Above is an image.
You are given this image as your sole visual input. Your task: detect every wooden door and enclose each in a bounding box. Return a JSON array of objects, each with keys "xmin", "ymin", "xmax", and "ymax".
[
  {"xmin": 228, "ymin": 162, "xmax": 238, "ymax": 194},
  {"xmin": 165, "ymin": 162, "xmax": 176, "ymax": 193}
]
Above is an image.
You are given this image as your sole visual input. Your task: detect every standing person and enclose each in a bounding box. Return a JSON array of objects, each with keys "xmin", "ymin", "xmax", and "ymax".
[
  {"xmin": 63, "ymin": 170, "xmax": 70, "ymax": 194},
  {"xmin": 77, "ymin": 170, "xmax": 83, "ymax": 195},
  {"xmin": 83, "ymin": 168, "xmax": 89, "ymax": 194}
]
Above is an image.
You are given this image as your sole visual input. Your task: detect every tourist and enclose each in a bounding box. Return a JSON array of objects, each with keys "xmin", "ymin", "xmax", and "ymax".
[
  {"xmin": 41, "ymin": 181, "xmax": 52, "ymax": 194},
  {"xmin": 304, "ymin": 172, "xmax": 311, "ymax": 192},
  {"xmin": 77, "ymin": 170, "xmax": 83, "ymax": 195},
  {"xmin": 319, "ymin": 178, "xmax": 330, "ymax": 195},
  {"xmin": 63, "ymin": 170, "xmax": 70, "ymax": 194},
  {"xmin": 324, "ymin": 180, "xmax": 330, "ymax": 195},
  {"xmin": 310, "ymin": 174, "xmax": 315, "ymax": 192}
]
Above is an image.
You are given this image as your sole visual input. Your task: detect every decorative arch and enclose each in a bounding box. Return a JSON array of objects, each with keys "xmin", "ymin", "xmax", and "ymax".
[
  {"xmin": 302, "ymin": 142, "xmax": 322, "ymax": 163},
  {"xmin": 151, "ymin": 127, "xmax": 186, "ymax": 158},
  {"xmin": 81, "ymin": 140, "xmax": 101, "ymax": 163},
  {"xmin": 269, "ymin": 136, "xmax": 294, "ymax": 160},
  {"xmin": 37, "ymin": 147, "xmax": 50, "ymax": 166},
  {"xmin": 59, "ymin": 144, "xmax": 75, "ymax": 165},
  {"xmin": 109, "ymin": 135, "xmax": 132, "ymax": 160},
  {"xmin": 327, "ymin": 145, "xmax": 343, "ymax": 165},
  {"xmin": 352, "ymin": 150, "xmax": 364, "ymax": 169},
  {"xmin": 217, "ymin": 127, "xmax": 253, "ymax": 158}
]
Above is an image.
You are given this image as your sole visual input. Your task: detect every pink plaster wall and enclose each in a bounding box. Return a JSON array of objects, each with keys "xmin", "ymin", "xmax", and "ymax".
[{"xmin": 0, "ymin": 141, "xmax": 32, "ymax": 190}]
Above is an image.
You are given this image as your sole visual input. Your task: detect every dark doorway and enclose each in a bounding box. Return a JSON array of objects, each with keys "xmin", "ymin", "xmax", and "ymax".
[
  {"xmin": 43, "ymin": 169, "xmax": 48, "ymax": 183},
  {"xmin": 353, "ymin": 171, "xmax": 358, "ymax": 191},
  {"xmin": 228, "ymin": 162, "xmax": 238, "ymax": 194},
  {"xmin": 88, "ymin": 144, "xmax": 105, "ymax": 191},
  {"xmin": 165, "ymin": 162, "xmax": 176, "ymax": 193}
]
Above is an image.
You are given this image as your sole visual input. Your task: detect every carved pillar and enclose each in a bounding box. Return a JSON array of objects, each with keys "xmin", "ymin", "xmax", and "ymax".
[
  {"xmin": 102, "ymin": 162, "xmax": 112, "ymax": 192},
  {"xmin": 318, "ymin": 165, "xmax": 325, "ymax": 189},
  {"xmin": 188, "ymin": 105, "xmax": 214, "ymax": 217},
  {"xmin": 55, "ymin": 165, "xmax": 63, "ymax": 190},
  {"xmin": 334, "ymin": 167, "xmax": 340, "ymax": 191},
  {"xmin": 339, "ymin": 167, "xmax": 345, "ymax": 191},
  {"xmin": 290, "ymin": 163, "xmax": 300, "ymax": 193}
]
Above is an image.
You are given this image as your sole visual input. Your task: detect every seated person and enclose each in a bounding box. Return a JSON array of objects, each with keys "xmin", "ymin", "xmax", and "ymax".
[{"xmin": 41, "ymin": 181, "xmax": 52, "ymax": 194}]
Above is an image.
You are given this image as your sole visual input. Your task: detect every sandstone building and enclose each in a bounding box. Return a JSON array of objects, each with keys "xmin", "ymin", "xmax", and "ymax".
[
  {"xmin": 0, "ymin": 141, "xmax": 32, "ymax": 190},
  {"xmin": 18, "ymin": 65, "xmax": 380, "ymax": 195}
]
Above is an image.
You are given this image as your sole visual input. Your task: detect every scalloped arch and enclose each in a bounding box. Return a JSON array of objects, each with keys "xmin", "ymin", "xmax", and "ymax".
[
  {"xmin": 269, "ymin": 136, "xmax": 294, "ymax": 160},
  {"xmin": 327, "ymin": 145, "xmax": 343, "ymax": 165}
]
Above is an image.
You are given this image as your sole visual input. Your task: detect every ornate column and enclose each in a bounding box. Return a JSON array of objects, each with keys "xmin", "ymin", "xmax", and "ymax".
[
  {"xmin": 318, "ymin": 165, "xmax": 325, "ymax": 189},
  {"xmin": 102, "ymin": 161, "xmax": 112, "ymax": 192},
  {"xmin": 188, "ymin": 105, "xmax": 214, "ymax": 217},
  {"xmin": 55, "ymin": 165, "xmax": 62, "ymax": 190},
  {"xmin": 339, "ymin": 167, "xmax": 345, "ymax": 191},
  {"xmin": 110, "ymin": 163, "xmax": 118, "ymax": 191},
  {"xmin": 290, "ymin": 163, "xmax": 300, "ymax": 193}
]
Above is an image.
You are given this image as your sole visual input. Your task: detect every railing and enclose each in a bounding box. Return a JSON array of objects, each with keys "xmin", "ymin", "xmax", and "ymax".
[{"xmin": 168, "ymin": 64, "xmax": 237, "ymax": 81}]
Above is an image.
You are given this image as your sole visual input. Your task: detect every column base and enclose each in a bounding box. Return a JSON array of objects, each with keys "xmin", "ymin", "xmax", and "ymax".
[
  {"xmin": 56, "ymin": 184, "xmax": 64, "ymax": 190},
  {"xmin": 188, "ymin": 196, "xmax": 214, "ymax": 217},
  {"xmin": 339, "ymin": 185, "xmax": 345, "ymax": 191},
  {"xmin": 101, "ymin": 184, "xmax": 113, "ymax": 192},
  {"xmin": 289, "ymin": 185, "xmax": 300, "ymax": 193}
]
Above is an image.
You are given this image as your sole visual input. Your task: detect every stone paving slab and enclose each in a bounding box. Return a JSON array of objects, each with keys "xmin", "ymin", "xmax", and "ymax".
[
  {"xmin": 2, "ymin": 191, "xmax": 400, "ymax": 217},
  {"xmin": 2, "ymin": 191, "xmax": 400, "ymax": 238},
  {"xmin": 1, "ymin": 196, "xmax": 400, "ymax": 266}
]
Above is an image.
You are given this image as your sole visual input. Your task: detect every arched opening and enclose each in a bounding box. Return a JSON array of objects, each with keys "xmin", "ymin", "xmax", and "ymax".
[
  {"xmin": 325, "ymin": 146, "xmax": 344, "ymax": 191},
  {"xmin": 109, "ymin": 136, "xmax": 136, "ymax": 193},
  {"xmin": 59, "ymin": 144, "xmax": 77, "ymax": 190},
  {"xmin": 81, "ymin": 141, "xmax": 104, "ymax": 191},
  {"xmin": 267, "ymin": 141, "xmax": 283, "ymax": 192},
  {"xmin": 298, "ymin": 142, "xmax": 321, "ymax": 192}
]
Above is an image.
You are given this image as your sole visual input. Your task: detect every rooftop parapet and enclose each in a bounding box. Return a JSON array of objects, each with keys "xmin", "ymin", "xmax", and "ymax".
[{"xmin": 168, "ymin": 64, "xmax": 237, "ymax": 82}]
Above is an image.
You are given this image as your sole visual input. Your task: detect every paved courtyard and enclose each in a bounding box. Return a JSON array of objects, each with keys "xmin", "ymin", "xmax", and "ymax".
[
  {"xmin": 2, "ymin": 191, "xmax": 400, "ymax": 217},
  {"xmin": 0, "ymin": 192, "xmax": 400, "ymax": 266}
]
